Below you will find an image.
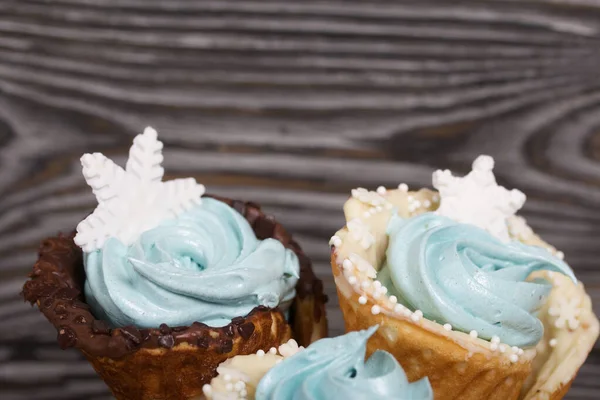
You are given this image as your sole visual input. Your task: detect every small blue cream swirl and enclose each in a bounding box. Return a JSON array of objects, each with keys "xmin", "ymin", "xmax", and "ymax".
[
  {"xmin": 83, "ymin": 198, "xmax": 299, "ymax": 328},
  {"xmin": 378, "ymin": 212, "xmax": 575, "ymax": 347},
  {"xmin": 255, "ymin": 326, "xmax": 433, "ymax": 400}
]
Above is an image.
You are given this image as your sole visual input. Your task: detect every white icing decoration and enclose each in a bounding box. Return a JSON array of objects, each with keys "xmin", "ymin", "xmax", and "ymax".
[
  {"xmin": 508, "ymin": 215, "xmax": 533, "ymax": 240},
  {"xmin": 432, "ymin": 155, "xmax": 526, "ymax": 242},
  {"xmin": 347, "ymin": 218, "xmax": 375, "ymax": 249},
  {"xmin": 74, "ymin": 127, "xmax": 205, "ymax": 252},
  {"xmin": 548, "ymin": 297, "xmax": 581, "ymax": 330},
  {"xmin": 216, "ymin": 359, "xmax": 251, "ymax": 383},
  {"xmin": 351, "ymin": 187, "xmax": 386, "ymax": 206},
  {"xmin": 349, "ymin": 253, "xmax": 377, "ymax": 278}
]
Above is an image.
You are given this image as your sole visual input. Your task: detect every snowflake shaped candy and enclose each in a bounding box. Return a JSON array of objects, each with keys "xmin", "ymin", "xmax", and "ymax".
[
  {"xmin": 432, "ymin": 155, "xmax": 526, "ymax": 242},
  {"xmin": 347, "ymin": 218, "xmax": 375, "ymax": 249},
  {"xmin": 74, "ymin": 127, "xmax": 206, "ymax": 252},
  {"xmin": 549, "ymin": 297, "xmax": 581, "ymax": 330},
  {"xmin": 351, "ymin": 187, "xmax": 386, "ymax": 207}
]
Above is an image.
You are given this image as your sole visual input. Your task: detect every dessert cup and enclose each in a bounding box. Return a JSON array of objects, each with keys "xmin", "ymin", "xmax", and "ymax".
[
  {"xmin": 203, "ymin": 326, "xmax": 433, "ymax": 400},
  {"xmin": 331, "ymin": 173, "xmax": 598, "ymax": 400},
  {"xmin": 23, "ymin": 196, "xmax": 327, "ymax": 400},
  {"xmin": 23, "ymin": 126, "xmax": 327, "ymax": 400}
]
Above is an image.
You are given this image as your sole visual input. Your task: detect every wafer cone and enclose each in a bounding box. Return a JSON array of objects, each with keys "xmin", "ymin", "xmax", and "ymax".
[
  {"xmin": 333, "ymin": 253, "xmax": 531, "ymax": 400},
  {"xmin": 23, "ymin": 196, "xmax": 328, "ymax": 400},
  {"xmin": 331, "ymin": 187, "xmax": 598, "ymax": 400},
  {"xmin": 82, "ymin": 309, "xmax": 291, "ymax": 400}
]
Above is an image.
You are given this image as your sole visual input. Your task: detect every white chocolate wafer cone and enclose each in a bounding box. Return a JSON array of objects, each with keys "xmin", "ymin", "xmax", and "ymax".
[{"xmin": 331, "ymin": 186, "xmax": 598, "ymax": 400}]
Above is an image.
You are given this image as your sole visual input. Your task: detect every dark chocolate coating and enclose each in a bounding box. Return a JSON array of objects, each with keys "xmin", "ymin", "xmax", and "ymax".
[{"xmin": 22, "ymin": 195, "xmax": 327, "ymax": 359}]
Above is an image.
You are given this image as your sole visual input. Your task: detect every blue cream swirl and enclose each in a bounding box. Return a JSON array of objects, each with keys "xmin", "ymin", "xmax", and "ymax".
[
  {"xmin": 83, "ymin": 198, "xmax": 299, "ymax": 328},
  {"xmin": 255, "ymin": 326, "xmax": 433, "ymax": 400},
  {"xmin": 378, "ymin": 212, "xmax": 575, "ymax": 347}
]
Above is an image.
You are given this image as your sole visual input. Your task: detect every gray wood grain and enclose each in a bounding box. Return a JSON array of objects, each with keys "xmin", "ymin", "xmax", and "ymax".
[{"xmin": 0, "ymin": 0, "xmax": 599, "ymax": 398}]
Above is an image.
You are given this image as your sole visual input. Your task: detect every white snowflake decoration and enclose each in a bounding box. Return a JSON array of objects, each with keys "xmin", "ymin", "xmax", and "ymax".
[
  {"xmin": 351, "ymin": 187, "xmax": 386, "ymax": 207},
  {"xmin": 548, "ymin": 297, "xmax": 581, "ymax": 330},
  {"xmin": 74, "ymin": 127, "xmax": 206, "ymax": 252},
  {"xmin": 349, "ymin": 253, "xmax": 377, "ymax": 279},
  {"xmin": 432, "ymin": 155, "xmax": 526, "ymax": 242},
  {"xmin": 347, "ymin": 218, "xmax": 375, "ymax": 249}
]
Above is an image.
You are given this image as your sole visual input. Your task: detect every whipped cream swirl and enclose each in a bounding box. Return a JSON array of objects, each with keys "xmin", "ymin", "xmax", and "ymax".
[
  {"xmin": 379, "ymin": 212, "xmax": 575, "ymax": 347},
  {"xmin": 255, "ymin": 326, "xmax": 433, "ymax": 400},
  {"xmin": 84, "ymin": 198, "xmax": 299, "ymax": 328}
]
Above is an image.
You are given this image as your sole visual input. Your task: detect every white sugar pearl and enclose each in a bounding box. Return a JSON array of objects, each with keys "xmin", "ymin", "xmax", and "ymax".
[
  {"xmin": 235, "ymin": 381, "xmax": 245, "ymax": 391},
  {"xmin": 556, "ymin": 251, "xmax": 564, "ymax": 260},
  {"xmin": 411, "ymin": 310, "xmax": 423, "ymax": 322},
  {"xmin": 371, "ymin": 305, "xmax": 381, "ymax": 315},
  {"xmin": 389, "ymin": 295, "xmax": 397, "ymax": 304},
  {"xmin": 361, "ymin": 280, "xmax": 370, "ymax": 289},
  {"xmin": 256, "ymin": 349, "xmax": 265, "ymax": 356},
  {"xmin": 202, "ymin": 384, "xmax": 212, "ymax": 396},
  {"xmin": 348, "ymin": 276, "xmax": 357, "ymax": 285},
  {"xmin": 491, "ymin": 336, "xmax": 500, "ymax": 344},
  {"xmin": 469, "ymin": 330, "xmax": 478, "ymax": 339},
  {"xmin": 423, "ymin": 200, "xmax": 431, "ymax": 208},
  {"xmin": 443, "ymin": 323, "xmax": 452, "ymax": 331},
  {"xmin": 269, "ymin": 347, "xmax": 277, "ymax": 355},
  {"xmin": 517, "ymin": 348, "xmax": 524, "ymax": 355},
  {"xmin": 509, "ymin": 354, "xmax": 519, "ymax": 363},
  {"xmin": 329, "ymin": 236, "xmax": 342, "ymax": 247},
  {"xmin": 490, "ymin": 343, "xmax": 498, "ymax": 351},
  {"xmin": 398, "ymin": 183, "xmax": 408, "ymax": 192},
  {"xmin": 342, "ymin": 259, "xmax": 353, "ymax": 270},
  {"xmin": 511, "ymin": 346, "xmax": 519, "ymax": 353},
  {"xmin": 499, "ymin": 344, "xmax": 507, "ymax": 353},
  {"xmin": 377, "ymin": 186, "xmax": 387, "ymax": 195},
  {"xmin": 549, "ymin": 338, "xmax": 557, "ymax": 347},
  {"xmin": 373, "ymin": 281, "xmax": 382, "ymax": 289},
  {"xmin": 224, "ymin": 374, "xmax": 232, "ymax": 382},
  {"xmin": 358, "ymin": 296, "xmax": 367, "ymax": 305},
  {"xmin": 403, "ymin": 308, "xmax": 412, "ymax": 317}
]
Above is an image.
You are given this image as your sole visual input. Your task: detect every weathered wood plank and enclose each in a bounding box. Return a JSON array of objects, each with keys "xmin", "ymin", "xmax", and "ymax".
[{"xmin": 0, "ymin": 0, "xmax": 599, "ymax": 398}]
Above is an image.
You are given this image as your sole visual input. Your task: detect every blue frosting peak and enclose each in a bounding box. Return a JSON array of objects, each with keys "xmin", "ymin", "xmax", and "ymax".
[
  {"xmin": 255, "ymin": 326, "xmax": 433, "ymax": 400},
  {"xmin": 83, "ymin": 198, "xmax": 299, "ymax": 328},
  {"xmin": 379, "ymin": 212, "xmax": 575, "ymax": 347}
]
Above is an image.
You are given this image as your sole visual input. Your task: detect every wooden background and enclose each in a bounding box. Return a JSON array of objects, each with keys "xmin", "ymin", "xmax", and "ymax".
[{"xmin": 1, "ymin": 0, "xmax": 599, "ymax": 398}]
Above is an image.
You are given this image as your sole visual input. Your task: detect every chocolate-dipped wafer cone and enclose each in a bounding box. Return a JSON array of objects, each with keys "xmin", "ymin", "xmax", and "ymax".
[{"xmin": 23, "ymin": 197, "xmax": 327, "ymax": 400}]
